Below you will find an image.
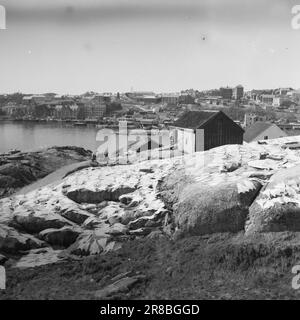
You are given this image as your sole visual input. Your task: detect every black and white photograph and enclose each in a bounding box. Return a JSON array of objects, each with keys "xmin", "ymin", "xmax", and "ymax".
[{"xmin": 1, "ymin": 0, "xmax": 300, "ymax": 307}]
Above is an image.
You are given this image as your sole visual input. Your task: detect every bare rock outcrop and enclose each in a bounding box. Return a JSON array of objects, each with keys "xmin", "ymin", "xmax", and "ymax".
[
  {"xmin": 174, "ymin": 179, "xmax": 262, "ymax": 236},
  {"xmin": 66, "ymin": 187, "xmax": 136, "ymax": 204},
  {"xmin": 0, "ymin": 159, "xmax": 170, "ymax": 266},
  {"xmin": 39, "ymin": 226, "xmax": 81, "ymax": 247},
  {"xmin": 0, "ymin": 146, "xmax": 92, "ymax": 198},
  {"xmin": 246, "ymin": 164, "xmax": 300, "ymax": 234},
  {"xmin": 13, "ymin": 248, "xmax": 66, "ymax": 269},
  {"xmin": 2, "ymin": 136, "xmax": 300, "ymax": 268},
  {"xmin": 12, "ymin": 208, "xmax": 73, "ymax": 234},
  {"xmin": 0, "ymin": 225, "xmax": 46, "ymax": 254}
]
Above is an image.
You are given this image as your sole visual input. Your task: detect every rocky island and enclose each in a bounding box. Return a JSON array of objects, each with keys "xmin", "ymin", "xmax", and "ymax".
[
  {"xmin": 2, "ymin": 137, "xmax": 300, "ymax": 299},
  {"xmin": 0, "ymin": 146, "xmax": 92, "ymax": 199}
]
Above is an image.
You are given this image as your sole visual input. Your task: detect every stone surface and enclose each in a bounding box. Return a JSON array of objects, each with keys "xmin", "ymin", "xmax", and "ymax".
[
  {"xmin": 0, "ymin": 224, "xmax": 46, "ymax": 254},
  {"xmin": 2, "ymin": 136, "xmax": 300, "ymax": 267},
  {"xmin": 106, "ymin": 223, "xmax": 128, "ymax": 236},
  {"xmin": 0, "ymin": 146, "xmax": 92, "ymax": 199},
  {"xmin": 59, "ymin": 207, "xmax": 92, "ymax": 225},
  {"xmin": 174, "ymin": 178, "xmax": 262, "ymax": 236},
  {"xmin": 246, "ymin": 164, "xmax": 300, "ymax": 234},
  {"xmin": 12, "ymin": 207, "xmax": 73, "ymax": 234},
  {"xmin": 0, "ymin": 253, "xmax": 8, "ymax": 265},
  {"xmin": 39, "ymin": 226, "xmax": 81, "ymax": 247},
  {"xmin": 67, "ymin": 227, "xmax": 112, "ymax": 256},
  {"xmin": 14, "ymin": 248, "xmax": 66, "ymax": 269},
  {"xmin": 66, "ymin": 186, "xmax": 136, "ymax": 204}
]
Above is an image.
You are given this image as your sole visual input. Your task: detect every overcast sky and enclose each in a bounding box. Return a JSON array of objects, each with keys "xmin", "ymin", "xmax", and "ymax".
[{"xmin": 0, "ymin": 0, "xmax": 299, "ymax": 94}]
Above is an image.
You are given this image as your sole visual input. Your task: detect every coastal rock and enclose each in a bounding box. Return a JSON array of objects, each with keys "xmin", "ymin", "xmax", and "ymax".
[
  {"xmin": 14, "ymin": 248, "xmax": 66, "ymax": 269},
  {"xmin": 248, "ymin": 159, "xmax": 284, "ymax": 171},
  {"xmin": 0, "ymin": 163, "xmax": 36, "ymax": 186},
  {"xmin": 127, "ymin": 212, "xmax": 165, "ymax": 230},
  {"xmin": 219, "ymin": 160, "xmax": 241, "ymax": 173},
  {"xmin": 0, "ymin": 155, "xmax": 171, "ymax": 262},
  {"xmin": 80, "ymin": 201, "xmax": 108, "ymax": 215},
  {"xmin": 67, "ymin": 226, "xmax": 112, "ymax": 256},
  {"xmin": 0, "ymin": 198, "xmax": 15, "ymax": 224},
  {"xmin": 39, "ymin": 226, "xmax": 81, "ymax": 247},
  {"xmin": 106, "ymin": 223, "xmax": 128, "ymax": 236},
  {"xmin": 66, "ymin": 186, "xmax": 136, "ymax": 204},
  {"xmin": 174, "ymin": 178, "xmax": 262, "ymax": 236},
  {"xmin": 0, "ymin": 253, "xmax": 8, "ymax": 265},
  {"xmin": 12, "ymin": 207, "xmax": 73, "ymax": 234},
  {"xmin": 64, "ymin": 166, "xmax": 140, "ymax": 204},
  {"xmin": 119, "ymin": 193, "xmax": 143, "ymax": 207},
  {"xmin": 3, "ymin": 136, "xmax": 300, "ymax": 267},
  {"xmin": 246, "ymin": 165, "xmax": 300, "ymax": 234},
  {"xmin": 82, "ymin": 216, "xmax": 104, "ymax": 229},
  {"xmin": 0, "ymin": 224, "xmax": 45, "ymax": 254},
  {"xmin": 247, "ymin": 171, "xmax": 274, "ymax": 180},
  {"xmin": 0, "ymin": 174, "xmax": 19, "ymax": 188},
  {"xmin": 59, "ymin": 206, "xmax": 92, "ymax": 225},
  {"xmin": 0, "ymin": 146, "xmax": 92, "ymax": 199}
]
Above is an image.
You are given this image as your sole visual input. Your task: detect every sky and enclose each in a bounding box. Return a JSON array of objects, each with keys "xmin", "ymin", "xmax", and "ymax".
[{"xmin": 0, "ymin": 0, "xmax": 299, "ymax": 94}]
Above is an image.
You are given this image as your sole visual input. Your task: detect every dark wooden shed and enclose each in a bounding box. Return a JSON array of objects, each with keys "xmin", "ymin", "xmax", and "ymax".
[{"xmin": 174, "ymin": 110, "xmax": 244, "ymax": 151}]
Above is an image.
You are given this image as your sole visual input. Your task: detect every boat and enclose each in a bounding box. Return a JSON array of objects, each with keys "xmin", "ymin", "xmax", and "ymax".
[
  {"xmin": 8, "ymin": 149, "xmax": 21, "ymax": 155},
  {"xmin": 73, "ymin": 122, "xmax": 87, "ymax": 127}
]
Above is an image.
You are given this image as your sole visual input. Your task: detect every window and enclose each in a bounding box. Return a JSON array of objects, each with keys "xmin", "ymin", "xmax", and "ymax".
[{"xmin": 264, "ymin": 136, "xmax": 268, "ymax": 140}]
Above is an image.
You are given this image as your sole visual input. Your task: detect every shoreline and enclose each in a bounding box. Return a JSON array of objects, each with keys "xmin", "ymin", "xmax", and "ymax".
[
  {"xmin": 0, "ymin": 146, "xmax": 93, "ymax": 199},
  {"xmin": 15, "ymin": 160, "xmax": 92, "ymax": 196}
]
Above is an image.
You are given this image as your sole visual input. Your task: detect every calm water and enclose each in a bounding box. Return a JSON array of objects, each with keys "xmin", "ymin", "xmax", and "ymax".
[{"xmin": 0, "ymin": 121, "xmax": 100, "ymax": 153}]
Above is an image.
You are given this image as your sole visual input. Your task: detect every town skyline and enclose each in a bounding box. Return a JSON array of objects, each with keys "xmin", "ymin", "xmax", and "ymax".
[
  {"xmin": 0, "ymin": 85, "xmax": 299, "ymax": 96},
  {"xmin": 0, "ymin": 0, "xmax": 300, "ymax": 94}
]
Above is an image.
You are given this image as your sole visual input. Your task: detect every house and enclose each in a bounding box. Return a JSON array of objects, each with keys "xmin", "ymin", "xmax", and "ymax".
[
  {"xmin": 220, "ymin": 87, "xmax": 233, "ymax": 100},
  {"xmin": 243, "ymin": 113, "xmax": 268, "ymax": 128},
  {"xmin": 2, "ymin": 103, "xmax": 27, "ymax": 118},
  {"xmin": 261, "ymin": 94, "xmax": 275, "ymax": 105},
  {"xmin": 172, "ymin": 110, "xmax": 244, "ymax": 153},
  {"xmin": 244, "ymin": 122, "xmax": 287, "ymax": 143},
  {"xmin": 160, "ymin": 93, "xmax": 179, "ymax": 105},
  {"xmin": 52, "ymin": 103, "xmax": 79, "ymax": 120},
  {"xmin": 233, "ymin": 85, "xmax": 244, "ymax": 100},
  {"xmin": 272, "ymin": 96, "xmax": 292, "ymax": 107},
  {"xmin": 179, "ymin": 93, "xmax": 195, "ymax": 104},
  {"xmin": 80, "ymin": 95, "xmax": 107, "ymax": 120}
]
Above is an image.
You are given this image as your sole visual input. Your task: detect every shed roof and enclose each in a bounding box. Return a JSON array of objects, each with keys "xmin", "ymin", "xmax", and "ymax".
[
  {"xmin": 244, "ymin": 122, "xmax": 274, "ymax": 142},
  {"xmin": 174, "ymin": 111, "xmax": 220, "ymax": 129}
]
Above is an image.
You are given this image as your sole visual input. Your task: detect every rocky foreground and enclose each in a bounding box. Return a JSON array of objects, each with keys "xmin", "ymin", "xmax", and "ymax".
[
  {"xmin": 2, "ymin": 136, "xmax": 300, "ymax": 281},
  {"xmin": 0, "ymin": 146, "xmax": 92, "ymax": 198}
]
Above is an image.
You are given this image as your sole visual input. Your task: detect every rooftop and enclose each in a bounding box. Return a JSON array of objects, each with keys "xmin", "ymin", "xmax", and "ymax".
[
  {"xmin": 174, "ymin": 110, "xmax": 219, "ymax": 129},
  {"xmin": 244, "ymin": 122, "xmax": 274, "ymax": 142}
]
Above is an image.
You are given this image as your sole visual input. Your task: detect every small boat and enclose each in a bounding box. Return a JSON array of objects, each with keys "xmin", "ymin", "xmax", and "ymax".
[
  {"xmin": 9, "ymin": 149, "xmax": 21, "ymax": 155},
  {"xmin": 73, "ymin": 122, "xmax": 87, "ymax": 127}
]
